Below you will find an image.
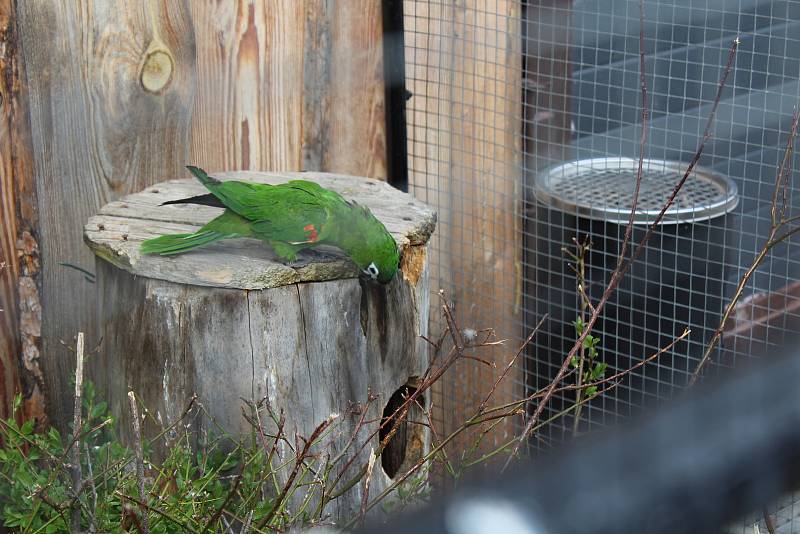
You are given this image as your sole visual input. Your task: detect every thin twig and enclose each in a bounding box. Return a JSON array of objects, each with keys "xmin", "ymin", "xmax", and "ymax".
[
  {"xmin": 201, "ymin": 468, "xmax": 244, "ymax": 533},
  {"xmin": 474, "ymin": 328, "xmax": 688, "ymax": 424},
  {"xmin": 70, "ymin": 332, "xmax": 85, "ymax": 534},
  {"xmin": 144, "ymin": 393, "xmax": 198, "ymax": 448},
  {"xmin": 762, "ymin": 508, "xmax": 777, "ymax": 534},
  {"xmin": 359, "ymin": 449, "xmax": 377, "ymax": 526},
  {"xmin": 255, "ymin": 414, "xmax": 338, "ymax": 529},
  {"xmin": 115, "ymin": 491, "xmax": 196, "ymax": 533},
  {"xmin": 508, "ymin": 0, "xmax": 650, "ymax": 465},
  {"xmin": 241, "ymin": 511, "xmax": 253, "ymax": 534},
  {"xmin": 128, "ymin": 392, "xmax": 150, "ymax": 534},
  {"xmin": 478, "ymin": 314, "xmax": 547, "ymax": 414},
  {"xmin": 691, "ymin": 107, "xmax": 800, "ymax": 384},
  {"xmin": 84, "ymin": 443, "xmax": 97, "ymax": 533},
  {"xmin": 560, "ymin": 328, "xmax": 690, "ymax": 393},
  {"xmin": 567, "ymin": 237, "xmax": 592, "ymax": 436},
  {"xmin": 423, "ymin": 401, "xmax": 456, "ymax": 477}
]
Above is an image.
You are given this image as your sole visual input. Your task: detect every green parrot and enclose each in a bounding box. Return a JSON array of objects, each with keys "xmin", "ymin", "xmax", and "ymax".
[{"xmin": 140, "ymin": 166, "xmax": 400, "ymax": 284}]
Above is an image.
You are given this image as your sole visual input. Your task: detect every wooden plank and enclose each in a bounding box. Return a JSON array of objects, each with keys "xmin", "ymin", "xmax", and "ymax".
[
  {"xmin": 0, "ymin": 1, "xmax": 44, "ymax": 426},
  {"xmin": 405, "ymin": 1, "xmax": 524, "ymax": 456},
  {"xmin": 403, "ymin": 0, "xmax": 456, "ymax": 454},
  {"xmin": 83, "ymin": 171, "xmax": 436, "ymax": 290},
  {"xmin": 0, "ymin": 1, "xmax": 20, "ymax": 423},
  {"xmin": 188, "ymin": 1, "xmax": 305, "ymax": 172},
  {"xmin": 16, "ymin": 0, "xmax": 196, "ymax": 429},
  {"xmin": 324, "ymin": 1, "xmax": 387, "ymax": 178},
  {"xmin": 188, "ymin": 1, "xmax": 387, "ymax": 179}
]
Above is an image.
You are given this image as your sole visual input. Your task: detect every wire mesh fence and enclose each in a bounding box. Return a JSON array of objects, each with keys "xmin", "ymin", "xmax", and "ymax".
[{"xmin": 404, "ymin": 0, "xmax": 800, "ymax": 529}]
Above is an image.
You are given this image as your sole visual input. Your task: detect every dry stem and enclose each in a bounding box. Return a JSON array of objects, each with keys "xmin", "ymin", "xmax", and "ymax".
[
  {"xmin": 128, "ymin": 391, "xmax": 150, "ymax": 534},
  {"xmin": 70, "ymin": 332, "xmax": 85, "ymax": 534}
]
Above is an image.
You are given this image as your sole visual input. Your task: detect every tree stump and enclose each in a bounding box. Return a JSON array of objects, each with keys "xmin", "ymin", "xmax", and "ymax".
[{"xmin": 83, "ymin": 171, "xmax": 436, "ymax": 521}]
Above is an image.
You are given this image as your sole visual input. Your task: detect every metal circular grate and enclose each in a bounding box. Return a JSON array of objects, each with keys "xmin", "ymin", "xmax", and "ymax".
[{"xmin": 534, "ymin": 157, "xmax": 739, "ymax": 224}]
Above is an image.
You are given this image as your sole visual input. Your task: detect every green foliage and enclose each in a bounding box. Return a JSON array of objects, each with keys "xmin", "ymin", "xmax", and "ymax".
[
  {"xmin": 0, "ymin": 383, "xmax": 428, "ymax": 533},
  {"xmin": 571, "ymin": 316, "xmax": 607, "ymax": 397},
  {"xmin": 0, "ymin": 382, "xmax": 127, "ymax": 533}
]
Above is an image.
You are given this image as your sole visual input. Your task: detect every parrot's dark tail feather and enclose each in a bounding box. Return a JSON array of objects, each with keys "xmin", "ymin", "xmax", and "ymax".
[
  {"xmin": 186, "ymin": 165, "xmax": 221, "ymax": 187},
  {"xmin": 161, "ymin": 193, "xmax": 225, "ymax": 208},
  {"xmin": 140, "ymin": 231, "xmax": 228, "ymax": 255}
]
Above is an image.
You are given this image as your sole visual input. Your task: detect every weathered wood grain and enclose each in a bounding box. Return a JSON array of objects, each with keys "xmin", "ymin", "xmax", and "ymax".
[
  {"xmin": 324, "ymin": 2, "xmax": 387, "ymax": 178},
  {"xmin": 0, "ymin": 1, "xmax": 20, "ymax": 424},
  {"xmin": 16, "ymin": 0, "xmax": 196, "ymax": 430},
  {"xmin": 0, "ymin": 1, "xmax": 44, "ymax": 425},
  {"xmin": 188, "ymin": 2, "xmax": 305, "ymax": 172},
  {"xmin": 91, "ymin": 172, "xmax": 433, "ymax": 519},
  {"xmin": 83, "ymin": 171, "xmax": 436, "ymax": 289},
  {"xmin": 404, "ymin": 0, "xmax": 524, "ymax": 457},
  {"xmin": 188, "ymin": 1, "xmax": 387, "ymax": 179}
]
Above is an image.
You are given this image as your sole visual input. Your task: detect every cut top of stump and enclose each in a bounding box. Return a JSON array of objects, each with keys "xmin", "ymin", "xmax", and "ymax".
[{"xmin": 84, "ymin": 171, "xmax": 436, "ymax": 290}]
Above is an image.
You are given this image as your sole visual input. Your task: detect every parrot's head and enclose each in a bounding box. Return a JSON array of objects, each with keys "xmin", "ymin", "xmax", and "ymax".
[
  {"xmin": 357, "ymin": 236, "xmax": 400, "ymax": 285},
  {"xmin": 346, "ymin": 203, "xmax": 401, "ymax": 284}
]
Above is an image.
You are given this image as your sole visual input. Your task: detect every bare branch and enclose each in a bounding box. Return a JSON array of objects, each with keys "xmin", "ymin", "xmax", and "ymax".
[{"xmin": 691, "ymin": 107, "xmax": 800, "ymax": 384}]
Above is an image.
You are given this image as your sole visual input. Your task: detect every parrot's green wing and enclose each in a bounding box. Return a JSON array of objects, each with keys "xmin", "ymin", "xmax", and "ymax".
[
  {"xmin": 184, "ymin": 165, "xmax": 331, "ymax": 242},
  {"xmin": 218, "ymin": 180, "xmax": 342, "ymax": 221},
  {"xmin": 214, "ymin": 180, "xmax": 346, "ymax": 248}
]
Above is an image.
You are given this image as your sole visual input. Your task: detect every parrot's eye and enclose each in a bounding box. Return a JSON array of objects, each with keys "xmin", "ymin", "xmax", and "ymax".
[{"xmin": 362, "ymin": 262, "xmax": 379, "ymax": 280}]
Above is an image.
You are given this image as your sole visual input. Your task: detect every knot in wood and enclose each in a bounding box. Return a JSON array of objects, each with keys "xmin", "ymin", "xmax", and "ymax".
[{"xmin": 140, "ymin": 49, "xmax": 174, "ymax": 94}]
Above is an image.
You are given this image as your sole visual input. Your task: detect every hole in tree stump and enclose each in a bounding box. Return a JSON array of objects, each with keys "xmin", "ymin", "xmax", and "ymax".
[{"xmin": 380, "ymin": 380, "xmax": 425, "ymax": 479}]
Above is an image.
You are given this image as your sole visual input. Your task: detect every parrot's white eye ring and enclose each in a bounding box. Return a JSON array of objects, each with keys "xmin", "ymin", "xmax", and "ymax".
[{"xmin": 363, "ymin": 262, "xmax": 379, "ymax": 280}]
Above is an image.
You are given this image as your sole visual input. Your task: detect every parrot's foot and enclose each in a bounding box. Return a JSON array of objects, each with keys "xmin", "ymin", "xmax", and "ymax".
[
  {"xmin": 285, "ymin": 259, "xmax": 307, "ymax": 269},
  {"xmin": 281, "ymin": 249, "xmax": 331, "ymax": 269}
]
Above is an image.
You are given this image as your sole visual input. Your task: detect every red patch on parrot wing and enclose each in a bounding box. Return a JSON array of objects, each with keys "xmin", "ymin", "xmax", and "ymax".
[
  {"xmin": 287, "ymin": 224, "xmax": 321, "ymax": 245},
  {"xmin": 303, "ymin": 224, "xmax": 319, "ymax": 242}
]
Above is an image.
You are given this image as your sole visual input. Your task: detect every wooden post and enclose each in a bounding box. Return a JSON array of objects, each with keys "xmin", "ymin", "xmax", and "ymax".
[
  {"xmin": 404, "ymin": 1, "xmax": 524, "ymax": 456},
  {"xmin": 0, "ymin": 0, "xmax": 45, "ymax": 426},
  {"xmin": 84, "ymin": 171, "xmax": 435, "ymax": 520}
]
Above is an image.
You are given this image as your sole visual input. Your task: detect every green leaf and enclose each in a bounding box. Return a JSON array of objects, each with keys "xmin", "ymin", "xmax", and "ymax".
[
  {"xmin": 591, "ymin": 362, "xmax": 608, "ymax": 380},
  {"xmin": 90, "ymin": 401, "xmax": 108, "ymax": 421},
  {"xmin": 573, "ymin": 317, "xmax": 585, "ymax": 335},
  {"xmin": 19, "ymin": 420, "xmax": 34, "ymax": 436}
]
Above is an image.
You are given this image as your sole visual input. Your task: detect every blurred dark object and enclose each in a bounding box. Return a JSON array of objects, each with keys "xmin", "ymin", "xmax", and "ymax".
[{"xmin": 361, "ymin": 341, "xmax": 800, "ymax": 534}]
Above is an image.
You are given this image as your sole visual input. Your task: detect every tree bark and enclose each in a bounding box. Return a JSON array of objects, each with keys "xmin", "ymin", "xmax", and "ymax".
[{"xmin": 85, "ymin": 170, "xmax": 435, "ymax": 520}]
